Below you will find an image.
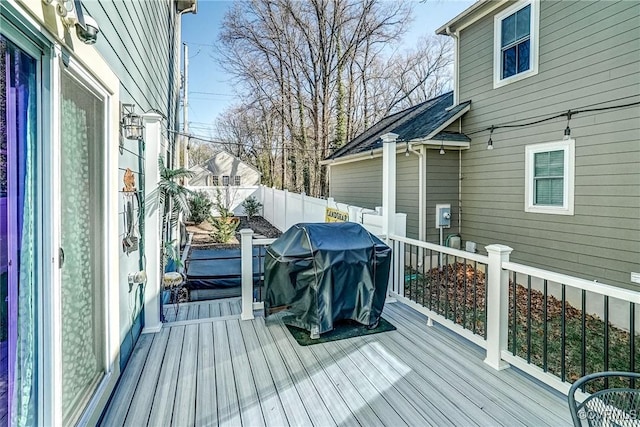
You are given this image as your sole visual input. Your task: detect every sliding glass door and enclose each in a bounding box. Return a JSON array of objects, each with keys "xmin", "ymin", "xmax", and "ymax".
[
  {"xmin": 0, "ymin": 34, "xmax": 38, "ymax": 426},
  {"xmin": 59, "ymin": 70, "xmax": 106, "ymax": 425}
]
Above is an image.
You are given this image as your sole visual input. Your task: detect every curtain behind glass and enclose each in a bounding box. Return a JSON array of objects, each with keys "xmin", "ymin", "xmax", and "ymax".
[{"xmin": 0, "ymin": 36, "xmax": 38, "ymax": 427}]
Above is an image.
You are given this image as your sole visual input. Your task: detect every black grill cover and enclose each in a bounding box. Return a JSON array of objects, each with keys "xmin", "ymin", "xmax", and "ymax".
[{"xmin": 264, "ymin": 222, "xmax": 391, "ymax": 335}]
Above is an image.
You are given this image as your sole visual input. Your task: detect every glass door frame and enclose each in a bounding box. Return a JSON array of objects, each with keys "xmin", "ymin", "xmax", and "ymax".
[
  {"xmin": 51, "ymin": 52, "xmax": 120, "ymax": 426},
  {"xmin": 2, "ymin": 2, "xmax": 122, "ymax": 425},
  {"xmin": 0, "ymin": 7, "xmax": 50, "ymax": 426}
]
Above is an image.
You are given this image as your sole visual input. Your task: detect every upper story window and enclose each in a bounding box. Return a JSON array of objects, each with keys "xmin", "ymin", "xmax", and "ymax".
[
  {"xmin": 233, "ymin": 176, "xmax": 241, "ymax": 186},
  {"xmin": 211, "ymin": 175, "xmax": 219, "ymax": 186},
  {"xmin": 525, "ymin": 139, "xmax": 575, "ymax": 215},
  {"xmin": 222, "ymin": 175, "xmax": 230, "ymax": 186},
  {"xmin": 494, "ymin": 0, "xmax": 539, "ymax": 88}
]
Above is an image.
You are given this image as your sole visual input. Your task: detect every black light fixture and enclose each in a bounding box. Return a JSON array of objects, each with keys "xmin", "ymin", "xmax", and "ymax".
[
  {"xmin": 487, "ymin": 126, "xmax": 494, "ymax": 150},
  {"xmin": 405, "ymin": 143, "xmax": 410, "ymax": 157},
  {"xmin": 439, "ymin": 139, "xmax": 445, "ymax": 155},
  {"xmin": 563, "ymin": 110, "xmax": 572, "ymax": 140},
  {"xmin": 121, "ymin": 104, "xmax": 144, "ymax": 140}
]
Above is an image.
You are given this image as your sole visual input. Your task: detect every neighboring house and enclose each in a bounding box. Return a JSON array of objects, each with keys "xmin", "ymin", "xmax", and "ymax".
[
  {"xmin": 0, "ymin": 0, "xmax": 194, "ymax": 425},
  {"xmin": 189, "ymin": 150, "xmax": 262, "ymax": 187},
  {"xmin": 326, "ymin": 0, "xmax": 640, "ymax": 290},
  {"xmin": 325, "ymin": 92, "xmax": 470, "ymax": 243}
]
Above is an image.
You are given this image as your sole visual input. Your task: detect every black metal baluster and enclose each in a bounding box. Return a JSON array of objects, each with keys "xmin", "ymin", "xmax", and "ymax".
[
  {"xmin": 484, "ymin": 264, "xmax": 488, "ymax": 340},
  {"xmin": 429, "ymin": 249, "xmax": 434, "ymax": 311},
  {"xmin": 444, "ymin": 253, "xmax": 449, "ymax": 319},
  {"xmin": 512, "ymin": 271, "xmax": 517, "ymax": 355},
  {"xmin": 581, "ymin": 290, "xmax": 586, "ymax": 379},
  {"xmin": 463, "ymin": 258, "xmax": 468, "ymax": 330},
  {"xmin": 604, "ymin": 295, "xmax": 609, "ymax": 389},
  {"xmin": 527, "ymin": 275, "xmax": 532, "ymax": 364},
  {"xmin": 631, "ymin": 302, "xmax": 636, "ymax": 388},
  {"xmin": 453, "ymin": 256, "xmax": 458, "ymax": 325},
  {"xmin": 421, "ymin": 247, "xmax": 426, "ymax": 308},
  {"xmin": 543, "ymin": 279, "xmax": 548, "ymax": 372},
  {"xmin": 561, "ymin": 284, "xmax": 566, "ymax": 382}
]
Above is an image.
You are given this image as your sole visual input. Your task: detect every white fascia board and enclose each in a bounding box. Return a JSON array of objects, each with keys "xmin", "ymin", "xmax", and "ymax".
[
  {"xmin": 436, "ymin": 0, "xmax": 507, "ymax": 34},
  {"xmin": 422, "ymin": 103, "xmax": 471, "ymax": 141}
]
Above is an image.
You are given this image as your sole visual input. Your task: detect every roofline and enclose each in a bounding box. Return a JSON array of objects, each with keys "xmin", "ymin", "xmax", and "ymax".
[
  {"xmin": 435, "ymin": 0, "xmax": 507, "ymax": 35},
  {"xmin": 193, "ymin": 150, "xmax": 263, "ymax": 175},
  {"xmin": 417, "ymin": 102, "xmax": 471, "ymax": 142},
  {"xmin": 321, "ymin": 140, "xmax": 470, "ymax": 166}
]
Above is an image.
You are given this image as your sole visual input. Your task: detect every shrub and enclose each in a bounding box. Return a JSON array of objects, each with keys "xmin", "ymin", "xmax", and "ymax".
[
  {"xmin": 241, "ymin": 196, "xmax": 263, "ymax": 218},
  {"xmin": 210, "ymin": 188, "xmax": 239, "ymax": 243},
  {"xmin": 188, "ymin": 191, "xmax": 213, "ymax": 224}
]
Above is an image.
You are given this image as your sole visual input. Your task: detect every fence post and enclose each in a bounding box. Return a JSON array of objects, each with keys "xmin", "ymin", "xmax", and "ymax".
[
  {"xmin": 484, "ymin": 244, "xmax": 513, "ymax": 370},
  {"xmin": 240, "ymin": 229, "xmax": 255, "ymax": 320},
  {"xmin": 284, "ymin": 189, "xmax": 288, "ymax": 229}
]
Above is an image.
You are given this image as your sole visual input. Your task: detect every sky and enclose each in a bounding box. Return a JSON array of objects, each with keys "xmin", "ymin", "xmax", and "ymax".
[{"xmin": 181, "ymin": 0, "xmax": 474, "ymax": 139}]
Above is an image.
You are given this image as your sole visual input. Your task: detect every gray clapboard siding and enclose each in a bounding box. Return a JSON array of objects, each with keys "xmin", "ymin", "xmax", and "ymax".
[
  {"xmin": 456, "ymin": 0, "xmax": 640, "ymax": 289},
  {"xmin": 330, "ymin": 150, "xmax": 462, "ymax": 241}
]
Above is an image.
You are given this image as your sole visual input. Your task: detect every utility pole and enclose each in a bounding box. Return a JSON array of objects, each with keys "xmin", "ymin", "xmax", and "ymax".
[{"xmin": 182, "ymin": 42, "xmax": 189, "ymax": 180}]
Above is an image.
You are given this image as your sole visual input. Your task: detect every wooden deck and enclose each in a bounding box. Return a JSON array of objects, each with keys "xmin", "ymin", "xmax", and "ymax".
[
  {"xmin": 162, "ymin": 298, "xmax": 242, "ymax": 324},
  {"xmin": 102, "ymin": 300, "xmax": 572, "ymax": 426}
]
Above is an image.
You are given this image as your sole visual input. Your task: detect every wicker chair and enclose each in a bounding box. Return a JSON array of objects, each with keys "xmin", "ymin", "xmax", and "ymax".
[{"xmin": 568, "ymin": 371, "xmax": 640, "ymax": 427}]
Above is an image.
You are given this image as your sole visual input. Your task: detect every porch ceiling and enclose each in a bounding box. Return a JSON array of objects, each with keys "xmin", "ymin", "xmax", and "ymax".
[{"xmin": 101, "ymin": 300, "xmax": 571, "ymax": 426}]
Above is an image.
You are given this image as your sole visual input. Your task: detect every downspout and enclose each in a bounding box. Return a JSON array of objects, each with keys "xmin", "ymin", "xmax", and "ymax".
[
  {"xmin": 405, "ymin": 143, "xmax": 425, "ymax": 241},
  {"xmin": 458, "ymin": 148, "xmax": 462, "ymax": 232},
  {"xmin": 445, "ymin": 26, "xmax": 459, "ymax": 106}
]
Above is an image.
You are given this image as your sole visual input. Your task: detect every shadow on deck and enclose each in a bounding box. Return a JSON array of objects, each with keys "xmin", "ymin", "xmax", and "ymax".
[{"xmin": 102, "ymin": 300, "xmax": 571, "ymax": 426}]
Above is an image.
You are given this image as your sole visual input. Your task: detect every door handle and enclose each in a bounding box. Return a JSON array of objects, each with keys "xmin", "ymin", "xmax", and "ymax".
[{"xmin": 59, "ymin": 247, "xmax": 65, "ymax": 269}]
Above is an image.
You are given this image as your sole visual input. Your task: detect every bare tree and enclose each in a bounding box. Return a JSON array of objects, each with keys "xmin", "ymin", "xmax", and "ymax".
[{"xmin": 214, "ymin": 0, "xmax": 452, "ymax": 196}]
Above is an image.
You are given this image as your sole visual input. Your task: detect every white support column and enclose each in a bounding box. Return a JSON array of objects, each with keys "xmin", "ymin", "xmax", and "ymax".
[
  {"xmin": 142, "ymin": 112, "xmax": 164, "ymax": 333},
  {"xmin": 484, "ymin": 244, "xmax": 513, "ymax": 370},
  {"xmin": 240, "ymin": 229, "xmax": 255, "ymax": 320},
  {"xmin": 381, "ymin": 133, "xmax": 398, "ymax": 237}
]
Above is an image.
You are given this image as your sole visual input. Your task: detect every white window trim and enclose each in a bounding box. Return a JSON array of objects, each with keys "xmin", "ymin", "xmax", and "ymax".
[
  {"xmin": 493, "ymin": 0, "xmax": 540, "ymax": 89},
  {"xmin": 525, "ymin": 139, "xmax": 575, "ymax": 215}
]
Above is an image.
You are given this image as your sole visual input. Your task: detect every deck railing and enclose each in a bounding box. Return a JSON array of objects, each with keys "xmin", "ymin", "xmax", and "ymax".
[
  {"xmin": 240, "ymin": 228, "xmax": 640, "ymax": 396},
  {"xmin": 239, "ymin": 229, "xmax": 275, "ymax": 320},
  {"xmin": 387, "ymin": 234, "xmax": 640, "ymax": 395},
  {"xmin": 387, "ymin": 235, "xmax": 491, "ymax": 349},
  {"xmin": 501, "ymin": 261, "xmax": 640, "ymax": 394}
]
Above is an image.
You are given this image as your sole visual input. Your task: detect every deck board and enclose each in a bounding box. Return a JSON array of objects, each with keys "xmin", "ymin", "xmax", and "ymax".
[
  {"xmin": 147, "ymin": 326, "xmax": 184, "ymax": 426},
  {"xmin": 213, "ymin": 321, "xmax": 241, "ymax": 426},
  {"xmin": 163, "ymin": 298, "xmax": 242, "ymax": 324},
  {"xmin": 237, "ymin": 320, "xmax": 289, "ymax": 427},
  {"xmin": 101, "ymin": 333, "xmax": 153, "ymax": 426},
  {"xmin": 195, "ymin": 322, "xmax": 217, "ymax": 426},
  {"xmin": 172, "ymin": 324, "xmax": 198, "ymax": 426},
  {"xmin": 102, "ymin": 301, "xmax": 572, "ymax": 427},
  {"xmin": 123, "ymin": 328, "xmax": 169, "ymax": 426}
]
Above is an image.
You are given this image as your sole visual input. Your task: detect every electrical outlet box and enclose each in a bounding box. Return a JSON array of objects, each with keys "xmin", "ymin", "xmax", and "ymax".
[{"xmin": 435, "ymin": 204, "xmax": 451, "ymax": 228}]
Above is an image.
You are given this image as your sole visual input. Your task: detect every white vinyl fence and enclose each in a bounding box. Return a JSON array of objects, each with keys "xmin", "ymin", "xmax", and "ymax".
[
  {"xmin": 259, "ymin": 185, "xmax": 404, "ymax": 236},
  {"xmin": 189, "ymin": 184, "xmax": 406, "ymax": 237}
]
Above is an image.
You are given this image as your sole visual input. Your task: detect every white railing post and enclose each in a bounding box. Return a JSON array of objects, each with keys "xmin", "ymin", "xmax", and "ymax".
[
  {"xmin": 381, "ymin": 133, "xmax": 398, "ymax": 237},
  {"xmin": 301, "ymin": 192, "xmax": 306, "ymax": 222},
  {"xmin": 141, "ymin": 112, "xmax": 163, "ymax": 333},
  {"xmin": 484, "ymin": 244, "xmax": 513, "ymax": 370},
  {"xmin": 240, "ymin": 228, "xmax": 255, "ymax": 320},
  {"xmin": 283, "ymin": 189, "xmax": 288, "ymax": 229}
]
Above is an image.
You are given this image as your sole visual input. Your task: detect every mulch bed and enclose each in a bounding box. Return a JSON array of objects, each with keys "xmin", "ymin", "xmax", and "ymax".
[{"xmin": 186, "ymin": 215, "xmax": 282, "ymax": 248}]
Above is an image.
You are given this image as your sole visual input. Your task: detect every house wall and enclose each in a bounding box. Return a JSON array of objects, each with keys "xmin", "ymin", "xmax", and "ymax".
[
  {"xmin": 85, "ymin": 0, "xmax": 182, "ymax": 367},
  {"xmin": 329, "ymin": 150, "xmax": 461, "ymax": 241},
  {"xmin": 456, "ymin": 0, "xmax": 640, "ymax": 289},
  {"xmin": 189, "ymin": 153, "xmax": 261, "ymax": 186},
  {"xmin": 424, "ymin": 148, "xmax": 461, "ymax": 244},
  {"xmin": 330, "ymin": 157, "xmax": 383, "ymax": 209}
]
